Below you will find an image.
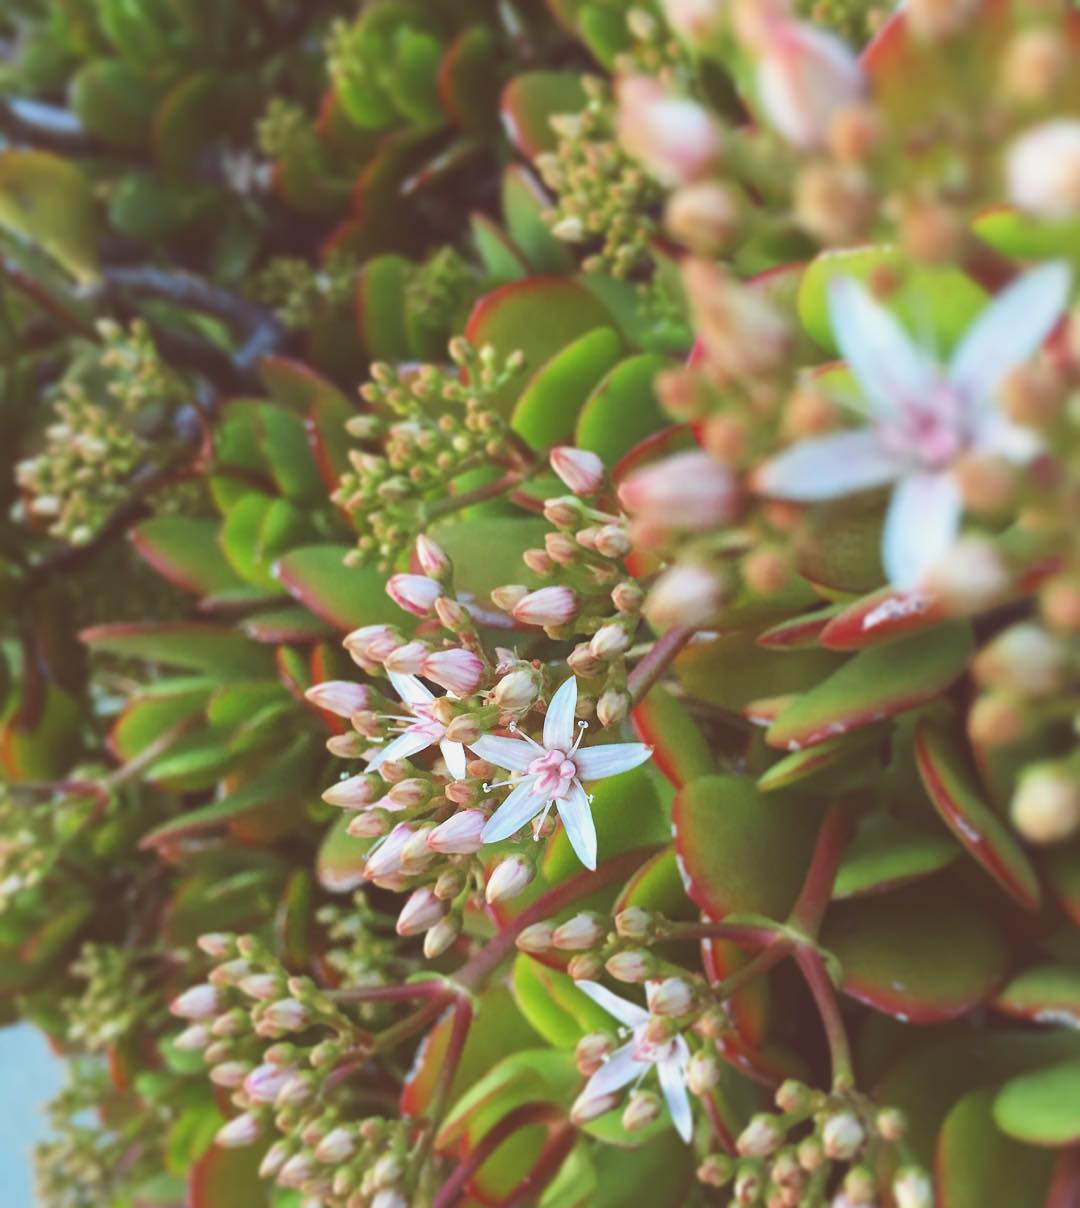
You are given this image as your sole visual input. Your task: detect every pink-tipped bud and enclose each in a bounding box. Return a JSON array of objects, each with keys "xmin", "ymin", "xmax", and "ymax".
[
  {"xmin": 384, "ymin": 640, "xmax": 428, "ymax": 675},
  {"xmin": 173, "ymin": 1023, "xmax": 211, "ymax": 1051},
  {"xmin": 209, "ymin": 1061, "xmax": 250, "ymax": 1089},
  {"xmin": 485, "ymin": 854, "xmax": 535, "ymax": 903},
  {"xmin": 493, "ymin": 668, "xmax": 541, "ymax": 713},
  {"xmin": 170, "ymin": 984, "xmax": 221, "ymax": 1020},
  {"xmin": 422, "ymin": 648, "xmax": 484, "ymax": 696},
  {"xmin": 616, "ymin": 75, "xmax": 725, "ymax": 186},
  {"xmin": 363, "ymin": 823, "xmax": 414, "ymax": 880},
  {"xmin": 605, "ymin": 949, "xmax": 655, "ymax": 983},
  {"xmin": 614, "ymin": 907, "xmax": 654, "ymax": 941},
  {"xmin": 893, "ymin": 1168, "xmax": 934, "ymax": 1208},
  {"xmin": 427, "ymin": 809, "xmax": 486, "ymax": 854},
  {"xmin": 304, "ymin": 681, "xmax": 372, "ymax": 718},
  {"xmin": 622, "ymin": 1090, "xmax": 662, "ymax": 1132},
  {"xmin": 1007, "ymin": 121, "xmax": 1080, "ymax": 221},
  {"xmin": 644, "ymin": 561, "xmax": 726, "ymax": 630},
  {"xmin": 216, "ymin": 1112, "xmax": 262, "ymax": 1148},
  {"xmin": 618, "ymin": 451, "xmax": 737, "ymax": 530},
  {"xmin": 276, "ymin": 1073, "xmax": 315, "ymax": 1107},
  {"xmin": 278, "ymin": 1153, "xmax": 315, "ymax": 1188},
  {"xmin": 552, "ymin": 911, "xmax": 605, "ymax": 951},
  {"xmin": 550, "ymin": 447, "xmax": 604, "ymax": 496},
  {"xmin": 239, "ymin": 973, "xmax": 284, "ymax": 1002},
  {"xmin": 196, "ymin": 932, "xmax": 234, "ymax": 958},
  {"xmin": 386, "ymin": 573, "xmax": 443, "ymax": 617},
  {"xmin": 258, "ymin": 1141, "xmax": 290, "ymax": 1179},
  {"xmin": 415, "ymin": 534, "xmax": 452, "ymax": 579},
  {"xmin": 423, "ymin": 914, "xmax": 463, "ymax": 959},
  {"xmin": 512, "ymin": 586, "xmax": 578, "ymax": 628},
  {"xmin": 491, "ymin": 583, "xmax": 530, "ymax": 612},
  {"xmin": 576, "ymin": 1031, "xmax": 615, "ymax": 1076},
  {"xmin": 347, "ymin": 809, "xmax": 390, "ymax": 838},
  {"xmin": 737, "ymin": 1113, "xmax": 784, "ymax": 1157},
  {"xmin": 687, "ymin": 1050, "xmax": 721, "ymax": 1095},
  {"xmin": 322, "ymin": 773, "xmax": 382, "ymax": 809},
  {"xmin": 262, "ymin": 998, "xmax": 309, "ymax": 1032},
  {"xmin": 589, "ymin": 624, "xmax": 631, "ymax": 660},
  {"xmin": 648, "ymin": 976, "xmax": 695, "ymax": 1017},
  {"xmin": 822, "ymin": 1113, "xmax": 865, "ymax": 1161},
  {"xmin": 516, "ymin": 921, "xmax": 556, "ymax": 953},
  {"xmin": 755, "ymin": 20, "xmax": 864, "ymax": 150},
  {"xmin": 396, "ymin": 888, "xmax": 447, "ymax": 936},
  {"xmin": 571, "ymin": 1090, "xmax": 620, "ymax": 1125},
  {"xmin": 343, "ymin": 623, "xmax": 402, "ymax": 663},
  {"xmin": 315, "ymin": 1126, "xmax": 357, "ymax": 1164},
  {"xmin": 244, "ymin": 1063, "xmax": 296, "ymax": 1105}
]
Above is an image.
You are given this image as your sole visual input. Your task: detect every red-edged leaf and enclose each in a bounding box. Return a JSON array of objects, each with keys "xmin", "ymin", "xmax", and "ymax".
[
  {"xmin": 130, "ymin": 516, "xmax": 245, "ymax": 598},
  {"xmin": 631, "ymin": 686, "xmax": 714, "ymax": 788},
  {"xmin": 273, "ymin": 545, "xmax": 405, "ymax": 632},
  {"xmin": 994, "ymin": 966, "xmax": 1080, "ymax": 1029},
  {"xmin": 819, "ymin": 588, "xmax": 948, "ymax": 650}
]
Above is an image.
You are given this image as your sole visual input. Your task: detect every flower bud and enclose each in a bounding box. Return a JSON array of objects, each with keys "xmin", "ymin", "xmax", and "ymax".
[
  {"xmin": 1006, "ymin": 121, "xmax": 1080, "ymax": 220},
  {"xmin": 616, "ymin": 75, "xmax": 725, "ymax": 186},
  {"xmin": 512, "ymin": 586, "xmax": 579, "ymax": 628},
  {"xmin": 384, "ymin": 640, "xmax": 427, "ymax": 675},
  {"xmin": 893, "ymin": 1167, "xmax": 934, "ymax": 1208},
  {"xmin": 606, "ymin": 949, "xmax": 656, "ymax": 983},
  {"xmin": 343, "ymin": 624, "xmax": 402, "ymax": 663},
  {"xmin": 386, "ymin": 573, "xmax": 443, "ymax": 617},
  {"xmin": 571, "ymin": 1089, "xmax": 619, "ymax": 1125},
  {"xmin": 326, "ymin": 731, "xmax": 371, "ymax": 758},
  {"xmin": 174, "ymin": 1023, "xmax": 211, "ymax": 1051},
  {"xmin": 645, "ymin": 561, "xmax": 727, "ymax": 629},
  {"xmin": 278, "ymin": 1152, "xmax": 315, "ymax": 1187},
  {"xmin": 619, "ymin": 450, "xmax": 738, "ymax": 531},
  {"xmin": 798, "ymin": 1134, "xmax": 825, "ymax": 1171},
  {"xmin": 364, "ymin": 824, "xmax": 413, "ymax": 880},
  {"xmin": 596, "ymin": 690, "xmax": 629, "ymax": 728},
  {"xmin": 427, "ymin": 809, "xmax": 486, "ymax": 854},
  {"xmin": 347, "ymin": 809, "xmax": 390, "ymax": 838},
  {"xmin": 491, "ymin": 584, "xmax": 529, "ymax": 612},
  {"xmin": 322, "ymin": 774, "xmax": 383, "ymax": 809},
  {"xmin": 422, "ymin": 648, "xmax": 484, "ymax": 696},
  {"xmin": 396, "ymin": 888, "xmax": 447, "ymax": 936},
  {"xmin": 493, "ymin": 668, "xmax": 541, "ymax": 712},
  {"xmin": 1011, "ymin": 761, "xmax": 1080, "ymax": 845},
  {"xmin": 552, "ymin": 911, "xmax": 606, "ymax": 950},
  {"xmin": 170, "ymin": 984, "xmax": 221, "ymax": 1020},
  {"xmin": 304, "ymin": 681, "xmax": 373, "ymax": 718},
  {"xmin": 907, "ymin": 0, "xmax": 977, "ymax": 40},
  {"xmin": 775, "ymin": 1079, "xmax": 813, "ymax": 1113},
  {"xmin": 516, "ymin": 921, "xmax": 556, "ymax": 953},
  {"xmin": 568, "ymin": 952, "xmax": 604, "ymax": 980},
  {"xmin": 275, "ymin": 1073, "xmax": 315, "ymax": 1107},
  {"xmin": 424, "ymin": 914, "xmax": 462, "ymax": 959},
  {"xmin": 209, "ymin": 1061, "xmax": 250, "ymax": 1089},
  {"xmin": 589, "ymin": 625, "xmax": 631, "ymax": 662},
  {"xmin": 974, "ymin": 623, "xmax": 1067, "ymax": 699},
  {"xmin": 875, "ymin": 1106, "xmax": 907, "ymax": 1142},
  {"xmin": 258, "ymin": 1140, "xmax": 291, "ymax": 1179},
  {"xmin": 244, "ymin": 1063, "xmax": 296, "ymax": 1104},
  {"xmin": 683, "ymin": 258, "xmax": 792, "ymax": 380},
  {"xmin": 822, "ymin": 1112, "xmax": 865, "ymax": 1161},
  {"xmin": 697, "ymin": 1153, "xmax": 734, "ymax": 1187},
  {"xmin": 622, "ymin": 1090, "xmax": 662, "ymax": 1132},
  {"xmin": 372, "ymin": 1192, "xmax": 408, "ymax": 1208},
  {"xmin": 550, "ymin": 447, "xmax": 604, "ymax": 495},
  {"xmin": 216, "ymin": 1112, "xmax": 262, "ymax": 1147},
  {"xmin": 575, "ymin": 1031, "xmax": 615, "ymax": 1076},
  {"xmin": 262, "ymin": 998, "xmax": 309, "ymax": 1032},
  {"xmin": 649, "ymin": 976, "xmax": 694, "ymax": 1017},
  {"xmin": 687, "ymin": 1050, "xmax": 720, "ymax": 1095},
  {"xmin": 923, "ymin": 536, "xmax": 1009, "ymax": 615},
  {"xmin": 485, "ymin": 854, "xmax": 536, "ymax": 903},
  {"xmin": 315, "ymin": 1126, "xmax": 357, "ymax": 1164},
  {"xmin": 415, "ymin": 535, "xmax": 451, "ymax": 579},
  {"xmin": 196, "ymin": 933, "xmax": 234, "ymax": 958}
]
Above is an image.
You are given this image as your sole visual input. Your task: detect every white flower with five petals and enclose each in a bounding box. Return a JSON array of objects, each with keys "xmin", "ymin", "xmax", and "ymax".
[
  {"xmin": 365, "ymin": 672, "xmax": 467, "ymax": 780},
  {"xmin": 754, "ymin": 262, "xmax": 1071, "ymax": 588},
  {"xmin": 469, "ymin": 677, "xmax": 652, "ymax": 870},
  {"xmin": 574, "ymin": 980, "xmax": 693, "ymax": 1142}
]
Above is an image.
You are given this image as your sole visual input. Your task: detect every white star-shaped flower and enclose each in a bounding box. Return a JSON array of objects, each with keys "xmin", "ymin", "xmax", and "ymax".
[
  {"xmin": 755, "ymin": 262, "xmax": 1071, "ymax": 588},
  {"xmin": 468, "ymin": 676, "xmax": 652, "ymax": 870},
  {"xmin": 365, "ymin": 672, "xmax": 466, "ymax": 780},
  {"xmin": 575, "ymin": 980, "xmax": 693, "ymax": 1143}
]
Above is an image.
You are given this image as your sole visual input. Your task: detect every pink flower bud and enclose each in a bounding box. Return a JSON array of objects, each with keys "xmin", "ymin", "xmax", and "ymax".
[
  {"xmin": 617, "ymin": 75, "xmax": 725, "ymax": 186},
  {"xmin": 415, "ymin": 534, "xmax": 452, "ymax": 578},
  {"xmin": 516, "ymin": 921, "xmax": 556, "ymax": 953},
  {"xmin": 262, "ymin": 998, "xmax": 309, "ymax": 1032},
  {"xmin": 427, "ymin": 809, "xmax": 487, "ymax": 854},
  {"xmin": 485, "ymin": 854, "xmax": 535, "ymax": 903},
  {"xmin": 173, "ymin": 1023, "xmax": 211, "ymax": 1051},
  {"xmin": 755, "ymin": 20, "xmax": 864, "ymax": 150},
  {"xmin": 372, "ymin": 1192, "xmax": 408, "ymax": 1208},
  {"xmin": 244, "ymin": 1063, "xmax": 297, "ymax": 1104},
  {"xmin": 1007, "ymin": 120, "xmax": 1080, "ymax": 220},
  {"xmin": 196, "ymin": 933, "xmax": 234, "ymax": 958},
  {"xmin": 493, "ymin": 668, "xmax": 541, "ymax": 712},
  {"xmin": 423, "ymin": 914, "xmax": 462, "ymax": 959},
  {"xmin": 589, "ymin": 624, "xmax": 631, "ymax": 660},
  {"xmin": 618, "ymin": 450, "xmax": 737, "ymax": 529},
  {"xmin": 491, "ymin": 584, "xmax": 529, "ymax": 612},
  {"xmin": 571, "ymin": 1090, "xmax": 620, "ymax": 1125},
  {"xmin": 576, "ymin": 1031, "xmax": 615, "ymax": 1076},
  {"xmin": 209, "ymin": 1061, "xmax": 250, "ymax": 1089},
  {"xmin": 315, "ymin": 1126, "xmax": 357, "ymax": 1164},
  {"xmin": 644, "ymin": 561, "xmax": 726, "ymax": 629},
  {"xmin": 512, "ymin": 586, "xmax": 579, "ymax": 628},
  {"xmin": 387, "ymin": 573, "xmax": 443, "ymax": 617},
  {"xmin": 550, "ymin": 447, "xmax": 604, "ymax": 495},
  {"xmin": 216, "ymin": 1112, "xmax": 262, "ymax": 1148},
  {"xmin": 343, "ymin": 623, "xmax": 402, "ymax": 663},
  {"xmin": 396, "ymin": 887, "xmax": 447, "ymax": 936},
  {"xmin": 622, "ymin": 1090, "xmax": 662, "ymax": 1132},
  {"xmin": 822, "ymin": 1113, "xmax": 865, "ymax": 1160},
  {"xmin": 322, "ymin": 774, "xmax": 382, "ymax": 809},
  {"xmin": 363, "ymin": 823, "xmax": 414, "ymax": 880},
  {"xmin": 170, "ymin": 983, "xmax": 221, "ymax": 1020},
  {"xmin": 683, "ymin": 259, "xmax": 792, "ymax": 379},
  {"xmin": 278, "ymin": 1152, "xmax": 315, "ymax": 1188},
  {"xmin": 421, "ymin": 648, "xmax": 484, "ymax": 695},
  {"xmin": 893, "ymin": 1168, "xmax": 934, "ymax": 1208},
  {"xmin": 304, "ymin": 680, "xmax": 372, "ymax": 718},
  {"xmin": 737, "ymin": 1113, "xmax": 783, "ymax": 1157},
  {"xmin": 687, "ymin": 1050, "xmax": 721, "ymax": 1095},
  {"xmin": 275, "ymin": 1073, "xmax": 315, "ymax": 1106},
  {"xmin": 552, "ymin": 912, "xmax": 605, "ymax": 951},
  {"xmin": 605, "ymin": 949, "xmax": 655, "ymax": 982},
  {"xmin": 258, "ymin": 1141, "xmax": 290, "ymax": 1178},
  {"xmin": 347, "ymin": 809, "xmax": 390, "ymax": 838},
  {"xmin": 648, "ymin": 976, "xmax": 695, "ymax": 1017}
]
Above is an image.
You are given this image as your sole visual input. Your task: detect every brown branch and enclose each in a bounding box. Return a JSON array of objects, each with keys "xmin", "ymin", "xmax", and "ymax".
[
  {"xmin": 432, "ymin": 1104, "xmax": 561, "ymax": 1208},
  {"xmin": 627, "ymin": 625, "xmax": 695, "ymax": 704}
]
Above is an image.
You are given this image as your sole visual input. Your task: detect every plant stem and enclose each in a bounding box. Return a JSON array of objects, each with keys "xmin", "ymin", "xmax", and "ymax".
[
  {"xmin": 787, "ymin": 803, "xmax": 853, "ymax": 938},
  {"xmin": 329, "ymin": 981, "xmax": 449, "ymax": 1005},
  {"xmin": 664, "ymin": 921, "xmax": 780, "ymax": 950},
  {"xmin": 431, "ymin": 1103, "xmax": 559, "ymax": 1208},
  {"xmin": 427, "ymin": 470, "xmax": 525, "ymax": 520},
  {"xmin": 795, "ymin": 946, "xmax": 852, "ymax": 1090},
  {"xmin": 499, "ymin": 1122, "xmax": 578, "ymax": 1208},
  {"xmin": 627, "ymin": 625, "xmax": 695, "ymax": 704},
  {"xmin": 711, "ymin": 940, "xmax": 792, "ymax": 1001}
]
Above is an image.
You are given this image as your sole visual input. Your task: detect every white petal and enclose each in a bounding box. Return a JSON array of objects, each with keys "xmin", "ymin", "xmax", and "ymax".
[
  {"xmin": 658, "ymin": 1059, "xmax": 694, "ymax": 1143},
  {"xmin": 881, "ymin": 472, "xmax": 962, "ymax": 590},
  {"xmin": 480, "ymin": 779, "xmax": 546, "ymax": 844},
  {"xmin": 583, "ymin": 1046, "xmax": 649, "ymax": 1098},
  {"xmin": 976, "ymin": 416, "xmax": 1043, "ymax": 464},
  {"xmin": 557, "ymin": 781, "xmax": 597, "ymax": 871},
  {"xmin": 544, "ymin": 676, "xmax": 579, "ymax": 752},
  {"xmin": 576, "ymin": 980, "xmax": 650, "ymax": 1028},
  {"xmin": 828, "ymin": 276, "xmax": 935, "ymax": 422},
  {"xmin": 753, "ymin": 429, "xmax": 903, "ymax": 502},
  {"xmin": 949, "ymin": 261, "xmax": 1071, "ymax": 413},
  {"xmin": 573, "ymin": 743, "xmax": 653, "ymax": 782},
  {"xmin": 439, "ymin": 740, "xmax": 468, "ymax": 781},
  {"xmin": 388, "ymin": 672, "xmax": 434, "ymax": 708},
  {"xmin": 469, "ymin": 734, "xmax": 536, "ymax": 773},
  {"xmin": 366, "ymin": 729, "xmax": 434, "ymax": 771}
]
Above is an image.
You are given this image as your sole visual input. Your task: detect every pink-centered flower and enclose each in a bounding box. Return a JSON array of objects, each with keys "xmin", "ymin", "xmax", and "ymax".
[
  {"xmin": 573, "ymin": 980, "xmax": 693, "ymax": 1143},
  {"xmin": 469, "ymin": 677, "xmax": 651, "ymax": 871},
  {"xmin": 364, "ymin": 671, "xmax": 467, "ymax": 779},
  {"xmin": 754, "ymin": 263, "xmax": 1071, "ymax": 588}
]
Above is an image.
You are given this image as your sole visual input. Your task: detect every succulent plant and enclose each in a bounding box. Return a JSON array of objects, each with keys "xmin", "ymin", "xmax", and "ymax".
[{"xmin": 0, "ymin": 1, "xmax": 1078, "ymax": 1206}]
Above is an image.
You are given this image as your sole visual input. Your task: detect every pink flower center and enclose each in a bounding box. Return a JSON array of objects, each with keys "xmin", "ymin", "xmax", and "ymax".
[
  {"xmin": 527, "ymin": 748, "xmax": 578, "ymax": 799},
  {"xmin": 881, "ymin": 381, "xmax": 971, "ymax": 469},
  {"xmin": 630, "ymin": 1025, "xmax": 678, "ymax": 1066},
  {"xmin": 402, "ymin": 702, "xmax": 445, "ymax": 743}
]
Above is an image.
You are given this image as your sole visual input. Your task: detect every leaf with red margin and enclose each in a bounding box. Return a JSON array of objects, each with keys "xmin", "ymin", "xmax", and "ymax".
[
  {"xmin": 672, "ymin": 775, "xmax": 826, "ymax": 920},
  {"xmin": 821, "ymin": 878, "xmax": 1010, "ymax": 1023},
  {"xmin": 613, "ymin": 847, "xmax": 694, "ymax": 920},
  {"xmin": 833, "ymin": 811, "xmax": 957, "ymax": 899},
  {"xmin": 273, "ymin": 545, "xmax": 405, "ymax": 633},
  {"xmin": 1042, "ymin": 840, "xmax": 1080, "ymax": 928},
  {"xmin": 936, "ymin": 1087, "xmax": 1054, "ymax": 1208},
  {"xmin": 501, "ymin": 165, "xmax": 574, "ymax": 276},
  {"xmin": 757, "ymin": 727, "xmax": 880, "ymax": 793},
  {"xmin": 914, "ymin": 719, "xmax": 1041, "ymax": 911},
  {"xmin": 993, "ymin": 965, "xmax": 1080, "ymax": 1030},
  {"xmin": 130, "ymin": 517, "xmax": 245, "ymax": 598},
  {"xmin": 756, "ymin": 605, "xmax": 845, "ymax": 651},
  {"xmin": 0, "ymin": 683, "xmax": 83, "ymax": 780},
  {"xmin": 188, "ymin": 1140, "xmax": 269, "ymax": 1208},
  {"xmin": 510, "ymin": 959, "xmax": 615, "ymax": 1049},
  {"xmin": 80, "ymin": 622, "xmax": 275, "ymax": 678},
  {"xmin": 766, "ymin": 623, "xmax": 973, "ymax": 751},
  {"xmin": 701, "ymin": 938, "xmax": 769, "ymax": 1052},
  {"xmin": 110, "ymin": 683, "xmax": 211, "ymax": 761},
  {"xmin": 611, "ymin": 423, "xmax": 696, "ymax": 486},
  {"xmin": 574, "ymin": 354, "xmax": 671, "ymax": 465},
  {"xmin": 438, "ymin": 25, "xmax": 501, "ymax": 132},
  {"xmin": 818, "ymin": 587, "xmax": 948, "ymax": 650},
  {"xmin": 240, "ymin": 607, "xmax": 334, "ymax": 645},
  {"xmin": 500, "ymin": 72, "xmax": 587, "ymax": 158},
  {"xmin": 316, "ymin": 812, "xmax": 377, "ymax": 894},
  {"xmin": 631, "ymin": 685, "xmax": 714, "ymax": 789}
]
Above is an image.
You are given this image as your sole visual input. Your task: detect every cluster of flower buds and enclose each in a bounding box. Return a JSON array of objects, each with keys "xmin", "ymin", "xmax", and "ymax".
[
  {"xmin": 316, "ymin": 895, "xmax": 420, "ymax": 996},
  {"xmin": 61, "ymin": 942, "xmax": 163, "ymax": 1054},
  {"xmin": 254, "ymin": 248, "xmax": 360, "ymax": 330},
  {"xmin": 697, "ymin": 1079, "xmax": 928, "ymax": 1208},
  {"xmin": 536, "ymin": 74, "xmax": 663, "ymax": 278},
  {"xmin": 332, "ymin": 338, "xmax": 525, "ymax": 569},
  {"xmin": 171, "ymin": 933, "xmax": 421, "ymax": 1205}
]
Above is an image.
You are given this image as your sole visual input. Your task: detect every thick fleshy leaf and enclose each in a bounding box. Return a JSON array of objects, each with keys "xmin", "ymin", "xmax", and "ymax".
[
  {"xmin": 70, "ymin": 59, "xmax": 157, "ymax": 148},
  {"xmin": 757, "ymin": 728, "xmax": 880, "ymax": 793},
  {"xmin": 316, "ymin": 812, "xmax": 377, "ymax": 894},
  {"xmin": 795, "ymin": 494, "xmax": 887, "ymax": 593},
  {"xmin": 501, "ymin": 164, "xmax": 575, "ymax": 275},
  {"xmin": 130, "ymin": 517, "xmax": 246, "ymax": 598},
  {"xmin": 818, "ymin": 587, "xmax": 947, "ymax": 650},
  {"xmin": 110, "ymin": 682, "xmax": 213, "ymax": 762},
  {"xmin": 833, "ymin": 811, "xmax": 957, "ymax": 899},
  {"xmin": 354, "ymin": 253, "xmax": 413, "ymax": 363},
  {"xmin": 0, "ymin": 150, "xmax": 100, "ymax": 282},
  {"xmin": 673, "ymin": 775, "xmax": 826, "ymax": 920},
  {"xmin": 765, "ymin": 623, "xmax": 973, "ymax": 751},
  {"xmin": 500, "ymin": 72, "xmax": 588, "ymax": 158},
  {"xmin": 471, "ymin": 212, "xmax": 530, "ymax": 283},
  {"xmin": 273, "ymin": 545, "xmax": 406, "ymax": 632},
  {"xmin": 511, "ymin": 326, "xmax": 624, "ymax": 451},
  {"xmin": 80, "ymin": 622, "xmax": 275, "ymax": 678},
  {"xmin": 937, "ymin": 1088, "xmax": 1054, "ymax": 1208},
  {"xmin": 0, "ymin": 682, "xmax": 83, "ymax": 781},
  {"xmin": 993, "ymin": 1061, "xmax": 1080, "ymax": 1147},
  {"xmin": 429, "ymin": 515, "xmax": 550, "ymax": 601},
  {"xmin": 575, "ymin": 355, "xmax": 671, "ymax": 465},
  {"xmin": 974, "ymin": 206, "xmax": 1080, "ymax": 261},
  {"xmin": 1042, "ymin": 841, "xmax": 1080, "ymax": 927},
  {"xmin": 756, "ymin": 605, "xmax": 846, "ymax": 650},
  {"xmin": 822, "ymin": 878, "xmax": 1010, "ymax": 1022},
  {"xmin": 188, "ymin": 1140, "xmax": 268, "ymax": 1208},
  {"xmin": 914, "ymin": 720, "xmax": 1042, "ymax": 911},
  {"xmin": 511, "ymin": 958, "xmax": 618, "ymax": 1049},
  {"xmin": 153, "ymin": 72, "xmax": 218, "ymax": 178},
  {"xmin": 630, "ymin": 686, "xmax": 714, "ymax": 789},
  {"xmin": 240, "ymin": 606, "xmax": 333, "ymax": 645},
  {"xmin": 994, "ymin": 965, "xmax": 1080, "ymax": 1029},
  {"xmin": 255, "ymin": 404, "xmax": 326, "ymax": 504},
  {"xmin": 613, "ymin": 847, "xmax": 695, "ymax": 919}
]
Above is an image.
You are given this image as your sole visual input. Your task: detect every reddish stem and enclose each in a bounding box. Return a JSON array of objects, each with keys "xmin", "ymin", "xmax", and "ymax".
[
  {"xmin": 795, "ymin": 946, "xmax": 852, "ymax": 1089},
  {"xmin": 787, "ymin": 803, "xmax": 853, "ymax": 937},
  {"xmin": 330, "ymin": 981, "xmax": 449, "ymax": 1005},
  {"xmin": 627, "ymin": 625, "xmax": 695, "ymax": 703},
  {"xmin": 431, "ymin": 1104, "xmax": 560, "ymax": 1208},
  {"xmin": 702, "ymin": 1092, "xmax": 738, "ymax": 1156},
  {"xmin": 499, "ymin": 1123, "xmax": 578, "ymax": 1208},
  {"xmin": 665, "ymin": 921, "xmax": 780, "ymax": 950}
]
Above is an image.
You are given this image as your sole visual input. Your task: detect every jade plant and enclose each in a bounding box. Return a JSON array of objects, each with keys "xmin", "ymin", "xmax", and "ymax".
[{"xmin": 0, "ymin": 1, "xmax": 1078, "ymax": 1206}]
